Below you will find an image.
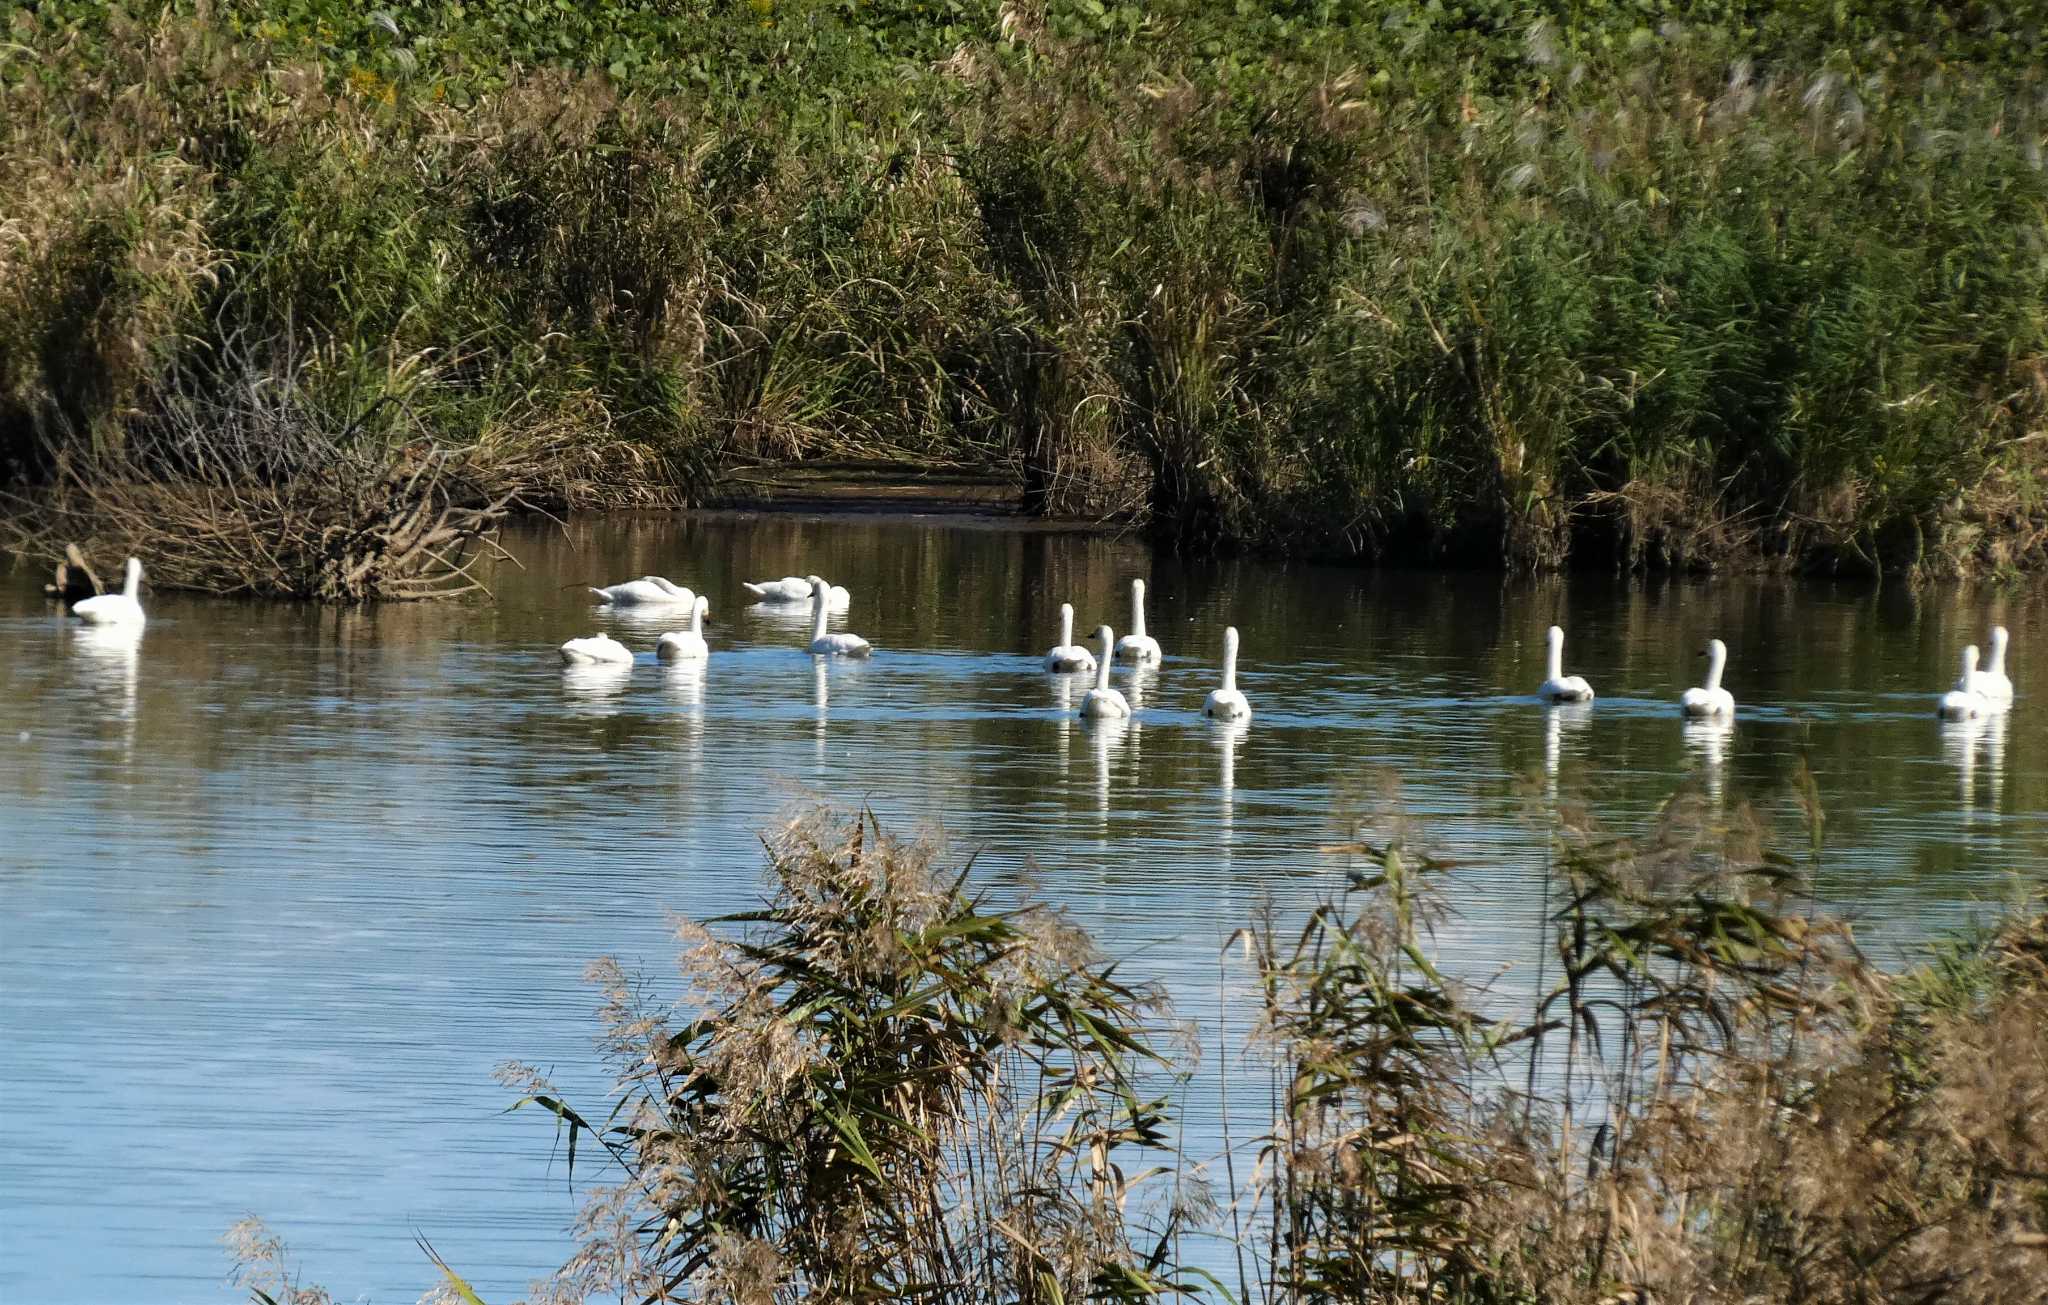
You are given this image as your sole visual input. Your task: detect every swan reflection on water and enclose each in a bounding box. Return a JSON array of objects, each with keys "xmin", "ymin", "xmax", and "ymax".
[
  {"xmin": 1540, "ymin": 700, "xmax": 1593, "ymax": 802},
  {"xmin": 560, "ymin": 659, "xmax": 633, "ymax": 714},
  {"xmin": 69, "ymin": 622, "xmax": 143, "ymax": 752},
  {"xmin": 1681, "ymin": 717, "xmax": 1733, "ymax": 809},
  {"xmin": 664, "ymin": 657, "xmax": 707, "ymax": 769},
  {"xmin": 1050, "ymin": 671, "xmax": 1075, "ymax": 770},
  {"xmin": 1084, "ymin": 714, "xmax": 1132, "ymax": 830},
  {"xmin": 812, "ymin": 656, "xmax": 830, "ymax": 768},
  {"xmin": 1211, "ymin": 715, "xmax": 1249, "ymax": 846},
  {"xmin": 1942, "ymin": 710, "xmax": 2009, "ymax": 822},
  {"xmin": 1121, "ymin": 660, "xmax": 1159, "ymax": 713}
]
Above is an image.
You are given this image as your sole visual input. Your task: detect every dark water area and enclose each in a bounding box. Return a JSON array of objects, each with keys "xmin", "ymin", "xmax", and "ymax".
[{"xmin": 2, "ymin": 513, "xmax": 2041, "ymax": 1301}]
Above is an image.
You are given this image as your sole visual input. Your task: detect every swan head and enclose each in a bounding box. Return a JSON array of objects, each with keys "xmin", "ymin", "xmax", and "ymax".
[
  {"xmin": 125, "ymin": 557, "xmax": 144, "ymax": 589},
  {"xmin": 1547, "ymin": 624, "xmax": 1564, "ymax": 650},
  {"xmin": 1961, "ymin": 643, "xmax": 1981, "ymax": 675},
  {"xmin": 1223, "ymin": 625, "xmax": 1240, "ymax": 658}
]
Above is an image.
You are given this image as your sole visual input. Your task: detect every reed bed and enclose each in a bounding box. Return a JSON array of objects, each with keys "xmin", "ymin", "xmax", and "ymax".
[
  {"xmin": 233, "ymin": 784, "xmax": 2047, "ymax": 1303},
  {"xmin": 5, "ymin": 3, "xmax": 2045, "ymax": 580}
]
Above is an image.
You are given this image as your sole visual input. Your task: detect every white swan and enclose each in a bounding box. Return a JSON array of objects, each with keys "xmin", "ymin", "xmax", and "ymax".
[
  {"xmin": 1080, "ymin": 626, "xmax": 1132, "ymax": 718},
  {"xmin": 1537, "ymin": 625, "xmax": 1594, "ymax": 703},
  {"xmin": 657, "ymin": 595, "xmax": 711, "ymax": 661},
  {"xmin": 590, "ymin": 576, "xmax": 694, "ymax": 606},
  {"xmin": 807, "ymin": 576, "xmax": 872, "ymax": 656},
  {"xmin": 1044, "ymin": 603, "xmax": 1097, "ymax": 673},
  {"xmin": 559, "ymin": 633, "xmax": 634, "ymax": 665},
  {"xmin": 1679, "ymin": 638, "xmax": 1735, "ymax": 718},
  {"xmin": 1957, "ymin": 625, "xmax": 2015, "ymax": 705},
  {"xmin": 1202, "ymin": 625, "xmax": 1252, "ymax": 721},
  {"xmin": 72, "ymin": 557, "xmax": 146, "ymax": 627},
  {"xmin": 1113, "ymin": 580, "xmax": 1162, "ymax": 663},
  {"xmin": 746, "ymin": 574, "xmax": 849, "ymax": 606},
  {"xmin": 1939, "ymin": 645, "xmax": 1994, "ymax": 719}
]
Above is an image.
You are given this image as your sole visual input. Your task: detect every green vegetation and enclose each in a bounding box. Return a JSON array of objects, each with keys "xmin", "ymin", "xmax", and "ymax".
[
  {"xmin": 5, "ymin": 2, "xmax": 2045, "ymax": 582},
  {"xmin": 229, "ymin": 794, "xmax": 2048, "ymax": 1302}
]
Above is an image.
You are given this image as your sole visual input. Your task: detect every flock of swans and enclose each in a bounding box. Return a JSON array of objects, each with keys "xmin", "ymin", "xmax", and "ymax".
[
  {"xmin": 59, "ymin": 556, "xmax": 2021, "ymax": 727},
  {"xmin": 566, "ymin": 573, "xmax": 1253, "ymax": 720},
  {"xmin": 553, "ymin": 568, "xmax": 2021, "ymax": 726}
]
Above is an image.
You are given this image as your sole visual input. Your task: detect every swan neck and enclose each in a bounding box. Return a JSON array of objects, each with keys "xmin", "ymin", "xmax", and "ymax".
[
  {"xmin": 1705, "ymin": 642, "xmax": 1726, "ymax": 692},
  {"xmin": 1222, "ymin": 627, "xmax": 1239, "ymax": 692},
  {"xmin": 692, "ymin": 598, "xmax": 706, "ymax": 637},
  {"xmin": 1130, "ymin": 581, "xmax": 1146, "ymax": 638},
  {"xmin": 1546, "ymin": 627, "xmax": 1564, "ymax": 681},
  {"xmin": 810, "ymin": 591, "xmax": 828, "ymax": 642},
  {"xmin": 1096, "ymin": 629, "xmax": 1113, "ymax": 689},
  {"xmin": 124, "ymin": 558, "xmax": 141, "ymax": 598},
  {"xmin": 1962, "ymin": 645, "xmax": 1979, "ymax": 677},
  {"xmin": 1988, "ymin": 627, "xmax": 2008, "ymax": 675},
  {"xmin": 1060, "ymin": 604, "xmax": 1073, "ymax": 648}
]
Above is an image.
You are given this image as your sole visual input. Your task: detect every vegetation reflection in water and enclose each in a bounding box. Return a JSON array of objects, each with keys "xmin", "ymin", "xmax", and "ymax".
[{"xmin": 1, "ymin": 515, "xmax": 2042, "ymax": 1301}]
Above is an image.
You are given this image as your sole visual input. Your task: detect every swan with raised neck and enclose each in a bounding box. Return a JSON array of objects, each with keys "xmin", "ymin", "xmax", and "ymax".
[
  {"xmin": 807, "ymin": 576, "xmax": 872, "ymax": 656},
  {"xmin": 1679, "ymin": 638, "xmax": 1735, "ymax": 718},
  {"xmin": 1114, "ymin": 580, "xmax": 1162, "ymax": 663},
  {"xmin": 1202, "ymin": 626, "xmax": 1252, "ymax": 720},
  {"xmin": 1080, "ymin": 626, "xmax": 1132, "ymax": 717},
  {"xmin": 1538, "ymin": 624, "xmax": 1594, "ymax": 703},
  {"xmin": 72, "ymin": 557, "xmax": 146, "ymax": 627}
]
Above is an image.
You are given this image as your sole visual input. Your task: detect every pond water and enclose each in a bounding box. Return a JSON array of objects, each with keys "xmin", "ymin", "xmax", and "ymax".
[{"xmin": 1, "ymin": 514, "xmax": 2042, "ymax": 1302}]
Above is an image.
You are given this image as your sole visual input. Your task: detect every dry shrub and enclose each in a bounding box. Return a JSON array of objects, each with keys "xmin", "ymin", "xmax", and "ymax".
[
  {"xmin": 507, "ymin": 808, "xmax": 1195, "ymax": 1305},
  {"xmin": 2, "ymin": 336, "xmax": 526, "ymax": 602}
]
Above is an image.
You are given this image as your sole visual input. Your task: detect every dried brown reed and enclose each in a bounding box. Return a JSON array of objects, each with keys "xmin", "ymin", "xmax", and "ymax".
[
  {"xmin": 503, "ymin": 808, "xmax": 1194, "ymax": 1304},
  {"xmin": 226, "ymin": 794, "xmax": 2046, "ymax": 1302}
]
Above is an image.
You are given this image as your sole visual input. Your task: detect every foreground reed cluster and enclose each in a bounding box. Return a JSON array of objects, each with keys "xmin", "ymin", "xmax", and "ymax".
[
  {"xmin": 5, "ymin": 3, "xmax": 2046, "ymax": 589},
  {"xmin": 233, "ymin": 783, "xmax": 2047, "ymax": 1303}
]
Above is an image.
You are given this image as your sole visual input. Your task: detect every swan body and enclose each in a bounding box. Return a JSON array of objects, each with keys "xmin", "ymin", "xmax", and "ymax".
[
  {"xmin": 591, "ymin": 576, "xmax": 694, "ymax": 607},
  {"xmin": 1679, "ymin": 638, "xmax": 1736, "ymax": 718},
  {"xmin": 1202, "ymin": 626, "xmax": 1252, "ymax": 721},
  {"xmin": 559, "ymin": 633, "xmax": 634, "ymax": 665},
  {"xmin": 1939, "ymin": 645, "xmax": 1995, "ymax": 719},
  {"xmin": 747, "ymin": 575, "xmax": 849, "ymax": 606},
  {"xmin": 1080, "ymin": 626, "xmax": 1132, "ymax": 718},
  {"xmin": 1537, "ymin": 625, "xmax": 1594, "ymax": 703},
  {"xmin": 806, "ymin": 577, "xmax": 872, "ymax": 657},
  {"xmin": 1113, "ymin": 580, "xmax": 1162, "ymax": 663},
  {"xmin": 1955, "ymin": 625, "xmax": 2015, "ymax": 705},
  {"xmin": 657, "ymin": 596, "xmax": 711, "ymax": 661},
  {"xmin": 72, "ymin": 557, "xmax": 146, "ymax": 627},
  {"xmin": 1044, "ymin": 603, "xmax": 1097, "ymax": 673}
]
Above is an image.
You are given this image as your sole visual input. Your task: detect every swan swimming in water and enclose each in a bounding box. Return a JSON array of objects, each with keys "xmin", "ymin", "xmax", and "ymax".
[
  {"xmin": 1044, "ymin": 603, "xmax": 1097, "ymax": 673},
  {"xmin": 1537, "ymin": 625, "xmax": 1594, "ymax": 703},
  {"xmin": 1938, "ymin": 645, "xmax": 1995, "ymax": 719},
  {"xmin": 1956, "ymin": 625, "xmax": 2015, "ymax": 705},
  {"xmin": 560, "ymin": 633, "xmax": 634, "ymax": 665},
  {"xmin": 1679, "ymin": 638, "xmax": 1736, "ymax": 718},
  {"xmin": 746, "ymin": 575, "xmax": 849, "ymax": 606},
  {"xmin": 1202, "ymin": 626, "xmax": 1252, "ymax": 721},
  {"xmin": 806, "ymin": 577, "xmax": 872, "ymax": 656},
  {"xmin": 657, "ymin": 596, "xmax": 711, "ymax": 661},
  {"xmin": 590, "ymin": 575, "xmax": 695, "ymax": 607},
  {"xmin": 72, "ymin": 557, "xmax": 146, "ymax": 627},
  {"xmin": 1114, "ymin": 580, "xmax": 1162, "ymax": 664},
  {"xmin": 1080, "ymin": 627, "xmax": 1132, "ymax": 718}
]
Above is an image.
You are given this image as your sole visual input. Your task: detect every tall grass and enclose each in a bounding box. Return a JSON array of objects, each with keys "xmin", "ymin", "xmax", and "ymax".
[
  {"xmin": 5, "ymin": 4, "xmax": 2045, "ymax": 579},
  {"xmin": 231, "ymin": 788, "xmax": 2048, "ymax": 1302}
]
